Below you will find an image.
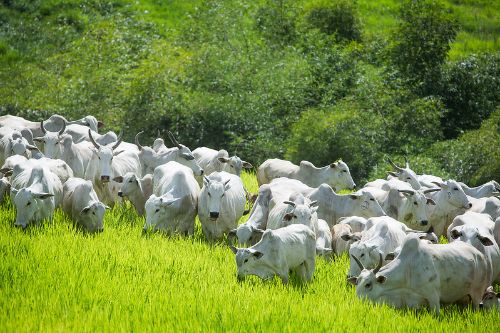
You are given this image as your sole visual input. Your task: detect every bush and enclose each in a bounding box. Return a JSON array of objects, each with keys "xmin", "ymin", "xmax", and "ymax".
[
  {"xmin": 303, "ymin": 0, "xmax": 361, "ymax": 43},
  {"xmin": 390, "ymin": 0, "xmax": 458, "ymax": 96},
  {"xmin": 254, "ymin": 0, "xmax": 297, "ymax": 47},
  {"xmin": 440, "ymin": 54, "xmax": 500, "ymax": 138}
]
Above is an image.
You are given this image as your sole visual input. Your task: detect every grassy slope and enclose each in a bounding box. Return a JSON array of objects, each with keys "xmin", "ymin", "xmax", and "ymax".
[{"xmin": 1, "ymin": 172, "xmax": 499, "ymax": 332}]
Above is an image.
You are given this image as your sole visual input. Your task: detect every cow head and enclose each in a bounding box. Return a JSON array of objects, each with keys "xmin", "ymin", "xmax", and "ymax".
[
  {"xmin": 11, "ymin": 187, "xmax": 54, "ymax": 229},
  {"xmin": 218, "ymin": 155, "xmax": 253, "ymax": 176},
  {"xmin": 89, "ymin": 129, "xmax": 123, "ymax": 183},
  {"xmin": 432, "ymin": 180, "xmax": 472, "ymax": 209},
  {"xmin": 480, "ymin": 286, "xmax": 500, "ymax": 310},
  {"xmin": 282, "ymin": 200, "xmax": 318, "ymax": 228},
  {"xmin": 114, "ymin": 172, "xmax": 141, "ymax": 198},
  {"xmin": 350, "ymin": 191, "xmax": 386, "ymax": 218},
  {"xmin": 449, "ymin": 225, "xmax": 495, "ymax": 248},
  {"xmin": 165, "ymin": 130, "xmax": 203, "ymax": 176},
  {"xmin": 348, "ymin": 242, "xmax": 385, "ymax": 278},
  {"xmin": 143, "ymin": 194, "xmax": 181, "ymax": 232},
  {"xmin": 33, "ymin": 120, "xmax": 67, "ymax": 158},
  {"xmin": 230, "ymin": 243, "xmax": 271, "ymax": 281},
  {"xmin": 7, "ymin": 130, "xmax": 37, "ymax": 158},
  {"xmin": 387, "ymin": 157, "xmax": 421, "ymax": 190},
  {"xmin": 329, "ymin": 160, "xmax": 356, "ymax": 191},
  {"xmin": 229, "ymin": 224, "xmax": 265, "ymax": 246},
  {"xmin": 398, "ymin": 189, "xmax": 435, "ymax": 227},
  {"xmin": 203, "ymin": 176, "xmax": 231, "ymax": 220},
  {"xmin": 79, "ymin": 201, "xmax": 108, "ymax": 233}
]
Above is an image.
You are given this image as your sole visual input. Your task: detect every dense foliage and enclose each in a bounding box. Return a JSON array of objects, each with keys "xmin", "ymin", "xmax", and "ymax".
[{"xmin": 0, "ymin": 0, "xmax": 498, "ymax": 184}]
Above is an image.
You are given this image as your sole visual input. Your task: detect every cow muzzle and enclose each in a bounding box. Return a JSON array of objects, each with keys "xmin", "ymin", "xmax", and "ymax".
[
  {"xmin": 210, "ymin": 212, "xmax": 219, "ymax": 219},
  {"xmin": 101, "ymin": 175, "xmax": 110, "ymax": 182},
  {"xmin": 466, "ymin": 202, "xmax": 472, "ymax": 209},
  {"xmin": 420, "ymin": 220, "xmax": 428, "ymax": 226}
]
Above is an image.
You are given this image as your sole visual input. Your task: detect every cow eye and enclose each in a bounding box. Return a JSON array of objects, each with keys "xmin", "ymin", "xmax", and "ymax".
[
  {"xmin": 98, "ymin": 156, "xmax": 101, "ymax": 160},
  {"xmin": 221, "ymin": 193, "xmax": 225, "ymax": 197},
  {"xmin": 128, "ymin": 179, "xmax": 133, "ymax": 183},
  {"xmin": 92, "ymin": 212, "xmax": 96, "ymax": 215},
  {"xmin": 293, "ymin": 215, "xmax": 297, "ymax": 219},
  {"xmin": 370, "ymin": 198, "xmax": 375, "ymax": 201},
  {"xmin": 244, "ymin": 259, "xmax": 248, "ymax": 263},
  {"xmin": 26, "ymin": 202, "xmax": 31, "ymax": 206},
  {"xmin": 414, "ymin": 202, "xmax": 418, "ymax": 205},
  {"xmin": 453, "ymin": 187, "xmax": 458, "ymax": 191},
  {"xmin": 343, "ymin": 170, "xmax": 347, "ymax": 173},
  {"xmin": 208, "ymin": 193, "xmax": 211, "ymax": 197},
  {"xmin": 406, "ymin": 177, "xmax": 411, "ymax": 180},
  {"xmin": 230, "ymin": 165, "xmax": 234, "ymax": 168},
  {"xmin": 155, "ymin": 208, "xmax": 160, "ymax": 213},
  {"xmin": 360, "ymin": 253, "xmax": 364, "ymax": 257},
  {"xmin": 365, "ymin": 283, "xmax": 372, "ymax": 288}
]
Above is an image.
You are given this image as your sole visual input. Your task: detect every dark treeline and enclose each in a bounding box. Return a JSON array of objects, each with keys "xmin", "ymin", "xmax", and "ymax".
[{"xmin": 0, "ymin": 0, "xmax": 498, "ymax": 184}]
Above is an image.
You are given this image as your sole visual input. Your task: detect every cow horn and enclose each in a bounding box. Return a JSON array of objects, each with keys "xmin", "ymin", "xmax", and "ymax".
[
  {"xmin": 157, "ymin": 129, "xmax": 161, "ymax": 138},
  {"xmin": 398, "ymin": 189, "xmax": 415, "ymax": 196},
  {"xmin": 88, "ymin": 129, "xmax": 101, "ymax": 149},
  {"xmin": 111, "ymin": 130, "xmax": 123, "ymax": 150},
  {"xmin": 58, "ymin": 119, "xmax": 66, "ymax": 136},
  {"xmin": 423, "ymin": 188, "xmax": 441, "ymax": 194},
  {"xmin": 167, "ymin": 130, "xmax": 182, "ymax": 149},
  {"xmin": 40, "ymin": 120, "xmax": 47, "ymax": 135},
  {"xmin": 373, "ymin": 252, "xmax": 383, "ymax": 274},
  {"xmin": 351, "ymin": 254, "xmax": 365, "ymax": 271},
  {"xmin": 135, "ymin": 131, "xmax": 144, "ymax": 151},
  {"xmin": 404, "ymin": 156, "xmax": 410, "ymax": 169},
  {"xmin": 283, "ymin": 200, "xmax": 296, "ymax": 207},
  {"xmin": 387, "ymin": 158, "xmax": 403, "ymax": 172}
]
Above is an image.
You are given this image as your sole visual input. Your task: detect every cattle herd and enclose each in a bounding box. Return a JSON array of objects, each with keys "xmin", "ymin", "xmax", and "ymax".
[{"xmin": 1, "ymin": 114, "xmax": 499, "ymax": 314}]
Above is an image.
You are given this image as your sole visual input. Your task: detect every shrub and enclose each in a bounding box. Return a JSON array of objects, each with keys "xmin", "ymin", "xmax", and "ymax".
[
  {"xmin": 255, "ymin": 0, "xmax": 297, "ymax": 46},
  {"xmin": 440, "ymin": 53, "xmax": 500, "ymax": 138},
  {"xmin": 303, "ymin": 0, "xmax": 361, "ymax": 43}
]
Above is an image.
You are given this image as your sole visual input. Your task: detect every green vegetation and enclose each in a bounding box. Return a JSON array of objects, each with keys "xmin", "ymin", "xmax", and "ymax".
[
  {"xmin": 0, "ymin": 0, "xmax": 498, "ymax": 185},
  {"xmin": 1, "ymin": 173, "xmax": 499, "ymax": 332}
]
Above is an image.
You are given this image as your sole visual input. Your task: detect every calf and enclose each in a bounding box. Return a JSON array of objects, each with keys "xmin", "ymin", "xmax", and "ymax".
[
  {"xmin": 113, "ymin": 173, "xmax": 153, "ymax": 216},
  {"xmin": 62, "ymin": 178, "xmax": 108, "ymax": 233},
  {"xmin": 230, "ymin": 224, "xmax": 316, "ymax": 284}
]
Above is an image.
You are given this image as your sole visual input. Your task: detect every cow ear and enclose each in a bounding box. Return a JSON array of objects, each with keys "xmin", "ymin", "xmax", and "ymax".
[
  {"xmin": 310, "ymin": 206, "xmax": 318, "ymax": 214},
  {"xmin": 349, "ymin": 194, "xmax": 360, "ymax": 200},
  {"xmin": 34, "ymin": 192, "xmax": 54, "ymax": 199},
  {"xmin": 450, "ymin": 229, "xmax": 461, "ymax": 239},
  {"xmin": 26, "ymin": 144, "xmax": 38, "ymax": 150},
  {"xmin": 113, "ymin": 176, "xmax": 124, "ymax": 183},
  {"xmin": 11, "ymin": 188, "xmax": 18, "ymax": 196},
  {"xmin": 252, "ymin": 251, "xmax": 264, "ymax": 259},
  {"xmin": 242, "ymin": 161, "xmax": 253, "ymax": 169},
  {"xmin": 426, "ymin": 198, "xmax": 436, "ymax": 205},
  {"xmin": 181, "ymin": 153, "xmax": 194, "ymax": 160},
  {"xmin": 229, "ymin": 245, "xmax": 238, "ymax": 254},
  {"xmin": 386, "ymin": 171, "xmax": 398, "ymax": 177},
  {"xmin": 161, "ymin": 197, "xmax": 180, "ymax": 207},
  {"xmin": 283, "ymin": 213, "xmax": 294, "ymax": 222},
  {"xmin": 477, "ymin": 235, "xmax": 494, "ymax": 246},
  {"xmin": 203, "ymin": 176, "xmax": 210, "ymax": 186},
  {"xmin": 347, "ymin": 277, "xmax": 357, "ymax": 285},
  {"xmin": 376, "ymin": 275, "xmax": 387, "ymax": 284},
  {"xmin": 432, "ymin": 181, "xmax": 446, "ymax": 189},
  {"xmin": 80, "ymin": 206, "xmax": 91, "ymax": 214},
  {"xmin": 228, "ymin": 229, "xmax": 237, "ymax": 237},
  {"xmin": 105, "ymin": 205, "xmax": 111, "ymax": 210},
  {"xmin": 33, "ymin": 137, "xmax": 44, "ymax": 143},
  {"xmin": 385, "ymin": 253, "xmax": 395, "ymax": 261},
  {"xmin": 224, "ymin": 179, "xmax": 231, "ymax": 191},
  {"xmin": 330, "ymin": 162, "xmax": 338, "ymax": 168},
  {"xmin": 113, "ymin": 150, "xmax": 124, "ymax": 156},
  {"xmin": 218, "ymin": 157, "xmax": 230, "ymax": 163}
]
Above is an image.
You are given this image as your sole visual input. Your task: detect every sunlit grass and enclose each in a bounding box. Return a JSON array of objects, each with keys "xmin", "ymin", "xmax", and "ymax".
[{"xmin": 1, "ymin": 172, "xmax": 499, "ymax": 332}]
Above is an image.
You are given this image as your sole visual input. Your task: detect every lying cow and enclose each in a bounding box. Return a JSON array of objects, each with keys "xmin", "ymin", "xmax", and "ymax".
[
  {"xmin": 257, "ymin": 158, "xmax": 355, "ymax": 191},
  {"xmin": 230, "ymin": 224, "xmax": 316, "ymax": 284},
  {"xmin": 198, "ymin": 172, "xmax": 246, "ymax": 240},
  {"xmin": 348, "ymin": 234, "xmax": 489, "ymax": 315},
  {"xmin": 62, "ymin": 178, "xmax": 109, "ymax": 233}
]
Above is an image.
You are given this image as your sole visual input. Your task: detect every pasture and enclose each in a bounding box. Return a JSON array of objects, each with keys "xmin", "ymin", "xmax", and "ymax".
[{"xmin": 1, "ymin": 172, "xmax": 498, "ymax": 332}]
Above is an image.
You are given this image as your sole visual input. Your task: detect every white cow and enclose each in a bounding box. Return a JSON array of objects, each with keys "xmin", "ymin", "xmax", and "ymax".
[
  {"xmin": 5, "ymin": 156, "xmax": 73, "ymax": 185},
  {"xmin": 348, "ymin": 234, "xmax": 489, "ymax": 314},
  {"xmin": 229, "ymin": 184, "xmax": 271, "ymax": 246},
  {"xmin": 337, "ymin": 216, "xmax": 370, "ymax": 233},
  {"xmin": 113, "ymin": 173, "xmax": 153, "ymax": 216},
  {"xmin": 425, "ymin": 180, "xmax": 472, "ymax": 236},
  {"xmin": 266, "ymin": 194, "xmax": 319, "ymax": 234},
  {"xmin": 10, "ymin": 165, "xmax": 63, "ymax": 228},
  {"xmin": 384, "ymin": 157, "xmax": 421, "ymax": 190},
  {"xmin": 257, "ymin": 158, "xmax": 355, "ymax": 191},
  {"xmin": 459, "ymin": 180, "xmax": 500, "ymax": 198},
  {"xmin": 347, "ymin": 218, "xmax": 407, "ymax": 277},
  {"xmin": 448, "ymin": 212, "xmax": 500, "ymax": 285},
  {"xmin": 230, "ymin": 224, "xmax": 316, "ymax": 284},
  {"xmin": 331, "ymin": 223, "xmax": 361, "ymax": 255},
  {"xmin": 467, "ymin": 196, "xmax": 500, "ymax": 220},
  {"xmin": 198, "ymin": 172, "xmax": 246, "ymax": 240},
  {"xmin": 57, "ymin": 136, "xmax": 96, "ymax": 179},
  {"xmin": 135, "ymin": 131, "xmax": 203, "ymax": 176},
  {"xmin": 144, "ymin": 161, "xmax": 200, "ymax": 234},
  {"xmin": 315, "ymin": 219, "xmax": 333, "ymax": 257},
  {"xmin": 193, "ymin": 147, "xmax": 252, "ymax": 177},
  {"xmin": 62, "ymin": 178, "xmax": 108, "ymax": 233},
  {"xmin": 87, "ymin": 130, "xmax": 142, "ymax": 204},
  {"xmin": 480, "ymin": 286, "xmax": 500, "ymax": 311},
  {"xmin": 33, "ymin": 120, "xmax": 67, "ymax": 158},
  {"xmin": 0, "ymin": 127, "xmax": 37, "ymax": 165}
]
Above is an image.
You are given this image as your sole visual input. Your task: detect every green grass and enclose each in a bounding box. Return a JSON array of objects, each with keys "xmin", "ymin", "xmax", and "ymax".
[{"xmin": 1, "ymin": 172, "xmax": 499, "ymax": 332}]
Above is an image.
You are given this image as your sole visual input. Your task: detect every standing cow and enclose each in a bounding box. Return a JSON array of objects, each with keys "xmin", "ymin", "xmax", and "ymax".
[
  {"xmin": 230, "ymin": 224, "xmax": 316, "ymax": 284},
  {"xmin": 144, "ymin": 161, "xmax": 200, "ymax": 234},
  {"xmin": 113, "ymin": 173, "xmax": 153, "ymax": 216},
  {"xmin": 62, "ymin": 178, "xmax": 109, "ymax": 233},
  {"xmin": 257, "ymin": 158, "xmax": 355, "ymax": 191},
  {"xmin": 193, "ymin": 147, "xmax": 252, "ymax": 177},
  {"xmin": 348, "ymin": 234, "xmax": 489, "ymax": 315},
  {"xmin": 198, "ymin": 172, "xmax": 246, "ymax": 240}
]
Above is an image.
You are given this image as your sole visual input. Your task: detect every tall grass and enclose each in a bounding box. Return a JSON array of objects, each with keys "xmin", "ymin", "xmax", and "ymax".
[{"xmin": 1, "ymin": 172, "xmax": 499, "ymax": 332}]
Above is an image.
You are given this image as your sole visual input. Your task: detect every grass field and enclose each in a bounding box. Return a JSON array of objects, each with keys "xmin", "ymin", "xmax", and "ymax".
[{"xmin": 1, "ymin": 172, "xmax": 499, "ymax": 332}]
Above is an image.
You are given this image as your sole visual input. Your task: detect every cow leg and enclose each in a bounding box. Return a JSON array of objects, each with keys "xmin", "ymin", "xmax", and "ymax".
[
  {"xmin": 294, "ymin": 263, "xmax": 308, "ymax": 282},
  {"xmin": 428, "ymin": 295, "xmax": 440, "ymax": 315},
  {"xmin": 277, "ymin": 270, "xmax": 289, "ymax": 284},
  {"xmin": 303, "ymin": 258, "xmax": 315, "ymax": 282}
]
